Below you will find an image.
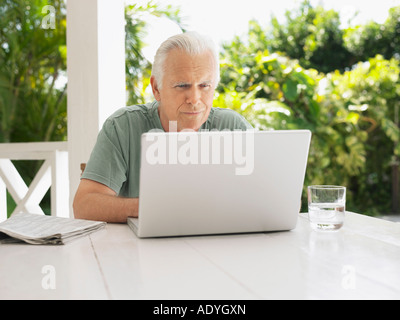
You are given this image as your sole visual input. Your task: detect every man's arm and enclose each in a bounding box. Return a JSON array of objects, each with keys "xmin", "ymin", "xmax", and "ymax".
[{"xmin": 73, "ymin": 179, "xmax": 138, "ymax": 223}]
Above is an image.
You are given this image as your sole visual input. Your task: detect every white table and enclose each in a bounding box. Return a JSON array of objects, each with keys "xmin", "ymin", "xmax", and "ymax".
[{"xmin": 1, "ymin": 212, "xmax": 400, "ymax": 300}]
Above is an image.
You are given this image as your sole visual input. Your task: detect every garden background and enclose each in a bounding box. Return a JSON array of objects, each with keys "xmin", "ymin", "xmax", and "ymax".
[{"xmin": 1, "ymin": 0, "xmax": 399, "ymax": 216}]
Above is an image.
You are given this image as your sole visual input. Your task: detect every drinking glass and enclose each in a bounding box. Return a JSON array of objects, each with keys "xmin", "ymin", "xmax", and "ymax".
[{"xmin": 307, "ymin": 185, "xmax": 346, "ymax": 231}]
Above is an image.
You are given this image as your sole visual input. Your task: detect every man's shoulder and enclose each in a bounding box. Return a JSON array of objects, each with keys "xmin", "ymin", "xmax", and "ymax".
[
  {"xmin": 207, "ymin": 107, "xmax": 252, "ymax": 130},
  {"xmin": 211, "ymin": 107, "xmax": 247, "ymax": 120},
  {"xmin": 107, "ymin": 102, "xmax": 157, "ymax": 121},
  {"xmin": 212, "ymin": 106, "xmax": 237, "ymax": 114},
  {"xmin": 98, "ymin": 101, "xmax": 161, "ymax": 137}
]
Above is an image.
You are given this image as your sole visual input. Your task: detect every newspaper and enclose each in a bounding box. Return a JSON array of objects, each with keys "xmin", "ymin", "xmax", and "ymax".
[{"xmin": 0, "ymin": 212, "xmax": 106, "ymax": 245}]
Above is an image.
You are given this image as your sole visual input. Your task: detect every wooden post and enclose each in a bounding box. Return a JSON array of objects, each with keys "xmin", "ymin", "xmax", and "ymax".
[
  {"xmin": 51, "ymin": 150, "xmax": 70, "ymax": 218},
  {"xmin": 66, "ymin": 0, "xmax": 126, "ymax": 217}
]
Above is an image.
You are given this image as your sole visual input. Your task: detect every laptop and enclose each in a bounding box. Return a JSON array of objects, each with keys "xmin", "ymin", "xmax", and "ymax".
[{"xmin": 127, "ymin": 129, "xmax": 311, "ymax": 238}]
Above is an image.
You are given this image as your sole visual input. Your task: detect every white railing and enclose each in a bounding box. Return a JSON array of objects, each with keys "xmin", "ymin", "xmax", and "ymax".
[{"xmin": 0, "ymin": 142, "xmax": 69, "ymax": 222}]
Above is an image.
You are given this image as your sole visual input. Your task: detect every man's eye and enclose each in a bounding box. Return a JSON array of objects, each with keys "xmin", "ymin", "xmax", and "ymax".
[{"xmin": 175, "ymin": 84, "xmax": 189, "ymax": 88}]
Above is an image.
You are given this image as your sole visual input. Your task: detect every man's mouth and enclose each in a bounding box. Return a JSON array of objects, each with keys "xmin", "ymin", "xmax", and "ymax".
[{"xmin": 181, "ymin": 110, "xmax": 203, "ymax": 115}]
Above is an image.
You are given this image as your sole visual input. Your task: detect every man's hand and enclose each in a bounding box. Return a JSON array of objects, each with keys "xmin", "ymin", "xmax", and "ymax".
[{"xmin": 73, "ymin": 179, "xmax": 138, "ymax": 223}]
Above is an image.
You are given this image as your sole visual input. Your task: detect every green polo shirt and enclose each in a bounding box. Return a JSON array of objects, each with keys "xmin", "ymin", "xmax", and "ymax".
[{"xmin": 81, "ymin": 101, "xmax": 252, "ymax": 198}]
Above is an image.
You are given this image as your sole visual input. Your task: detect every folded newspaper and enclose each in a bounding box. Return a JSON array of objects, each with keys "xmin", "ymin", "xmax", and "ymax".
[{"xmin": 0, "ymin": 212, "xmax": 106, "ymax": 245}]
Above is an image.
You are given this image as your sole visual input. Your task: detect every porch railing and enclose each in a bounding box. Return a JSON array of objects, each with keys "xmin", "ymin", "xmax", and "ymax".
[{"xmin": 0, "ymin": 142, "xmax": 69, "ymax": 222}]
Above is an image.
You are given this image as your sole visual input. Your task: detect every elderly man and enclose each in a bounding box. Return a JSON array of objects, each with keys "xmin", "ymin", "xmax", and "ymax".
[{"xmin": 73, "ymin": 31, "xmax": 252, "ymax": 222}]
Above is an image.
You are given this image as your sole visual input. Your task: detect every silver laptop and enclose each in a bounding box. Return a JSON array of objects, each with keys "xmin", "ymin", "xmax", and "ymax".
[{"xmin": 128, "ymin": 129, "xmax": 311, "ymax": 238}]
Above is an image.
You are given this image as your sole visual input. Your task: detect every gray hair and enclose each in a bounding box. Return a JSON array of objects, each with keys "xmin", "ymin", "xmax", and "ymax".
[{"xmin": 151, "ymin": 31, "xmax": 220, "ymax": 89}]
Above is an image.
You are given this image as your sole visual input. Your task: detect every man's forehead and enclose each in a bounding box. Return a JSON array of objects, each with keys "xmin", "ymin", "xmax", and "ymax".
[
  {"xmin": 162, "ymin": 49, "xmax": 216, "ymax": 83},
  {"xmin": 169, "ymin": 72, "xmax": 213, "ymax": 80},
  {"xmin": 165, "ymin": 49, "xmax": 215, "ymax": 68},
  {"xmin": 167, "ymin": 68, "xmax": 214, "ymax": 84}
]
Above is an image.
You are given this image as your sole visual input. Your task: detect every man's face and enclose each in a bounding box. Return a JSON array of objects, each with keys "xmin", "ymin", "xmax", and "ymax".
[{"xmin": 151, "ymin": 49, "xmax": 216, "ymax": 132}]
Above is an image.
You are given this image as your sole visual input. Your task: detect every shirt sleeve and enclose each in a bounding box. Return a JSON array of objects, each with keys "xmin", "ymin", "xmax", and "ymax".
[{"xmin": 81, "ymin": 118, "xmax": 127, "ymax": 194}]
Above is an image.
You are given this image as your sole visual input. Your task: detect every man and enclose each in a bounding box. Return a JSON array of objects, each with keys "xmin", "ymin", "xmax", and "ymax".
[{"xmin": 73, "ymin": 31, "xmax": 252, "ymax": 222}]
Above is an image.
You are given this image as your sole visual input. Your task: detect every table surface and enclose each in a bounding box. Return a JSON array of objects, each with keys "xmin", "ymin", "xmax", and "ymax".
[{"xmin": 1, "ymin": 212, "xmax": 400, "ymax": 300}]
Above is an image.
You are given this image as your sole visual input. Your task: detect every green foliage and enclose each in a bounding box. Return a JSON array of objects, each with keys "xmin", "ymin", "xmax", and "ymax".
[
  {"xmin": 0, "ymin": 0, "xmax": 67, "ymax": 143},
  {"xmin": 267, "ymin": 0, "xmax": 353, "ymax": 73},
  {"xmin": 125, "ymin": 3, "xmax": 154, "ymax": 105},
  {"xmin": 344, "ymin": 6, "xmax": 400, "ymax": 62},
  {"xmin": 325, "ymin": 56, "xmax": 400, "ymax": 214}
]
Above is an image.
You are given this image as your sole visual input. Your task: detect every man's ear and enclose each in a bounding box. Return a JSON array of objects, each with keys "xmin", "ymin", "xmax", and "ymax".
[{"xmin": 150, "ymin": 76, "xmax": 161, "ymax": 101}]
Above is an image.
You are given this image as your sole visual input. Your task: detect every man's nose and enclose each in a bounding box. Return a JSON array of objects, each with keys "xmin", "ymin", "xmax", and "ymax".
[{"xmin": 186, "ymin": 87, "xmax": 201, "ymax": 105}]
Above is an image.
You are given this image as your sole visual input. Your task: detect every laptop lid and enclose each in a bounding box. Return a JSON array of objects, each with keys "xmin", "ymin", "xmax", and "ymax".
[{"xmin": 132, "ymin": 130, "xmax": 311, "ymax": 238}]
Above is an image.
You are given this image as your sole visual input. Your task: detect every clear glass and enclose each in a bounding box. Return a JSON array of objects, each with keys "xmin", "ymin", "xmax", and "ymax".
[{"xmin": 307, "ymin": 185, "xmax": 346, "ymax": 231}]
